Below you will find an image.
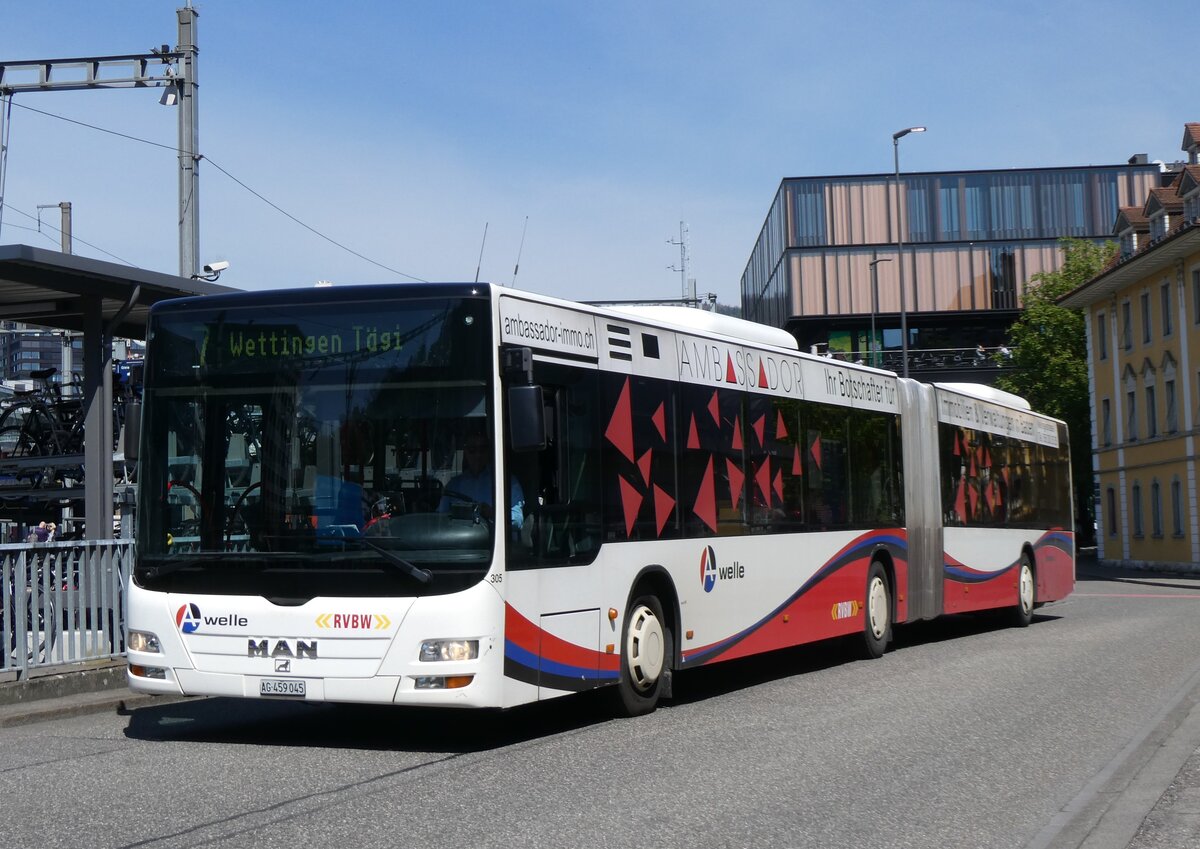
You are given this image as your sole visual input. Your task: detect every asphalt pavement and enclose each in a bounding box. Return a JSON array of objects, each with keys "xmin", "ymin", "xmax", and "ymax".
[{"xmin": 1, "ymin": 553, "xmax": 1198, "ymax": 848}]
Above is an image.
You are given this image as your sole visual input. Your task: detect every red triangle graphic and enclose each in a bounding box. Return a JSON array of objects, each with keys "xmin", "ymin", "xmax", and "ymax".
[
  {"xmin": 953, "ymin": 432, "xmax": 961, "ymax": 457},
  {"xmin": 653, "ymin": 485, "xmax": 675, "ymax": 537},
  {"xmin": 752, "ymin": 414, "xmax": 765, "ymax": 447},
  {"xmin": 687, "ymin": 414, "xmax": 700, "ymax": 449},
  {"xmin": 955, "ymin": 477, "xmax": 966, "ymax": 521},
  {"xmin": 776, "ymin": 410, "xmax": 787, "ymax": 440},
  {"xmin": 731, "ymin": 415, "xmax": 743, "ymax": 450},
  {"xmin": 773, "ymin": 469, "xmax": 784, "ymax": 501},
  {"xmin": 693, "ymin": 456, "xmax": 718, "ymax": 533},
  {"xmin": 968, "ymin": 481, "xmax": 978, "ymax": 517},
  {"xmin": 726, "ymin": 354, "xmax": 738, "ymax": 384},
  {"xmin": 619, "ymin": 475, "xmax": 643, "ymax": 537},
  {"xmin": 810, "ymin": 434, "xmax": 822, "ymax": 471},
  {"xmin": 652, "ymin": 403, "xmax": 666, "ymax": 441},
  {"xmin": 707, "ymin": 390, "xmax": 720, "ymax": 425},
  {"xmin": 793, "ymin": 445, "xmax": 803, "ymax": 475},
  {"xmin": 726, "ymin": 457, "xmax": 744, "ymax": 510},
  {"xmin": 604, "ymin": 377, "xmax": 635, "ymax": 463},
  {"xmin": 758, "ymin": 359, "xmax": 769, "ymax": 388},
  {"xmin": 637, "ymin": 448, "xmax": 653, "ymax": 486},
  {"xmin": 755, "ymin": 459, "xmax": 772, "ymax": 504}
]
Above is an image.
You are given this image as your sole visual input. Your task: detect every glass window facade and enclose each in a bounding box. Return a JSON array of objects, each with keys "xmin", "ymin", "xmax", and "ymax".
[{"xmin": 742, "ymin": 163, "xmax": 1159, "ymax": 325}]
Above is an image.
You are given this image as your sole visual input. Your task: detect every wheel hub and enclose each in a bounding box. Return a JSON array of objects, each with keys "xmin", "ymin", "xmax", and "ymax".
[{"xmin": 626, "ymin": 605, "xmax": 664, "ymax": 692}]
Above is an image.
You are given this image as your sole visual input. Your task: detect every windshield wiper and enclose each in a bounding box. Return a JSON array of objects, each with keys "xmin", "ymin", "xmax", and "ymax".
[
  {"xmin": 340, "ymin": 537, "xmax": 433, "ymax": 585},
  {"xmin": 137, "ymin": 551, "xmax": 269, "ymax": 580},
  {"xmin": 139, "ymin": 540, "xmax": 433, "ymax": 585}
]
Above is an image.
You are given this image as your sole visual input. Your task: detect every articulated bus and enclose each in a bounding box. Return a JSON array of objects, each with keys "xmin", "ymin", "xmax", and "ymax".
[{"xmin": 126, "ymin": 283, "xmax": 1074, "ymax": 715}]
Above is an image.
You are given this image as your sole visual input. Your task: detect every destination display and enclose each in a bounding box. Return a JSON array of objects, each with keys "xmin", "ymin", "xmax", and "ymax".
[{"xmin": 936, "ymin": 389, "xmax": 1059, "ymax": 447}]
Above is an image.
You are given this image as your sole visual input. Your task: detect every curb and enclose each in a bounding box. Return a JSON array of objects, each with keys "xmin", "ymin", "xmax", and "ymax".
[
  {"xmin": 0, "ymin": 660, "xmax": 194, "ymax": 728},
  {"xmin": 0, "ymin": 659, "xmax": 128, "ymax": 707}
]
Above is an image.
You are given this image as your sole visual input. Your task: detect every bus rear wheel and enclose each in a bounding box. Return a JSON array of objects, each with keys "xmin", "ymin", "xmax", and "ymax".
[
  {"xmin": 863, "ymin": 562, "xmax": 891, "ymax": 659},
  {"xmin": 615, "ymin": 595, "xmax": 670, "ymax": 716}
]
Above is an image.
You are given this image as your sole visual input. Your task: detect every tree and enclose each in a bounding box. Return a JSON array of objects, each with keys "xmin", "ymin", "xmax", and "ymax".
[{"xmin": 996, "ymin": 238, "xmax": 1116, "ymax": 546}]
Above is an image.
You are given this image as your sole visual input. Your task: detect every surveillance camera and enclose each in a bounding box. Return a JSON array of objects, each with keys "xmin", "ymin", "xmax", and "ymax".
[{"xmin": 202, "ymin": 260, "xmax": 229, "ymax": 274}]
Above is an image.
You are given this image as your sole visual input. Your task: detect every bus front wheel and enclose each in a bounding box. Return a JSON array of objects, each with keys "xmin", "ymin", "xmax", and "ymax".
[
  {"xmin": 1011, "ymin": 553, "xmax": 1035, "ymax": 628},
  {"xmin": 615, "ymin": 595, "xmax": 670, "ymax": 716},
  {"xmin": 863, "ymin": 561, "xmax": 891, "ymax": 659}
]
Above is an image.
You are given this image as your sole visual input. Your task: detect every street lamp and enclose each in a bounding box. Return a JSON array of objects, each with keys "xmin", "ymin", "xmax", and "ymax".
[
  {"xmin": 892, "ymin": 126, "xmax": 926, "ymax": 378},
  {"xmin": 868, "ymin": 258, "xmax": 892, "ymax": 367}
]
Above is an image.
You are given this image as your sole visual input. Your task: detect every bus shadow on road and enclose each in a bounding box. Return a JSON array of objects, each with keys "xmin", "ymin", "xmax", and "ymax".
[
  {"xmin": 669, "ymin": 609, "xmax": 1062, "ymax": 706},
  {"xmin": 122, "ymin": 689, "xmax": 621, "ymax": 753},
  {"xmin": 122, "ymin": 612, "xmax": 1060, "ymax": 752}
]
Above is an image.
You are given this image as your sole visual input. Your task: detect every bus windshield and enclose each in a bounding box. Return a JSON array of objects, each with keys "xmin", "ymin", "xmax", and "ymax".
[{"xmin": 135, "ymin": 292, "xmax": 495, "ymax": 597}]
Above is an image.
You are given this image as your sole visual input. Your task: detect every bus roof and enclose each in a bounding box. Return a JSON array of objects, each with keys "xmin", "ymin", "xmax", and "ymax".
[
  {"xmin": 934, "ymin": 382, "xmax": 1032, "ymax": 411},
  {"xmin": 606, "ymin": 305, "xmax": 799, "ymax": 351}
]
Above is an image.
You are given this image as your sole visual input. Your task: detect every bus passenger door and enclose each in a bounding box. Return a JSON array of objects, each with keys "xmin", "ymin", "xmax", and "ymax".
[
  {"xmin": 504, "ymin": 355, "xmax": 606, "ymax": 696},
  {"xmin": 504, "ymin": 361, "xmax": 603, "ymax": 571}
]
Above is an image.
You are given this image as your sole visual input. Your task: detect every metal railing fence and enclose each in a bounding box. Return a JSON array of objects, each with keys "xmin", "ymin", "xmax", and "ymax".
[{"xmin": 1, "ymin": 539, "xmax": 131, "ymax": 677}]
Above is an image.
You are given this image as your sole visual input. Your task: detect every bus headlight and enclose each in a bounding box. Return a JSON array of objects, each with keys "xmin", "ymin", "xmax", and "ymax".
[
  {"xmin": 128, "ymin": 630, "xmax": 162, "ymax": 653},
  {"xmin": 419, "ymin": 639, "xmax": 478, "ymax": 662}
]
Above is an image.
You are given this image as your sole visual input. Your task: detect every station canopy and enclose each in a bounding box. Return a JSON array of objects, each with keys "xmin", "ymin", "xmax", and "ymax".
[
  {"xmin": 0, "ymin": 243, "xmax": 239, "ymax": 538},
  {"xmin": 0, "ymin": 243, "xmax": 236, "ymax": 339}
]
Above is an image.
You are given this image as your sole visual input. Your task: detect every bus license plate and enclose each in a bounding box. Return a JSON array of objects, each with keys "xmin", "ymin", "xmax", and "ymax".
[{"xmin": 260, "ymin": 679, "xmax": 306, "ymax": 697}]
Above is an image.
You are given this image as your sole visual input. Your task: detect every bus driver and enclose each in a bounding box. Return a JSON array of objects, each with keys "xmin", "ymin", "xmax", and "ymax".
[{"xmin": 439, "ymin": 434, "xmax": 524, "ymax": 531}]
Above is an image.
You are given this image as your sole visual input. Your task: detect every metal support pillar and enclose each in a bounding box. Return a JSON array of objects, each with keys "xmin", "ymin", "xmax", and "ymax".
[
  {"xmin": 176, "ymin": 6, "xmax": 199, "ymax": 278},
  {"xmin": 83, "ymin": 298, "xmax": 114, "ymax": 540}
]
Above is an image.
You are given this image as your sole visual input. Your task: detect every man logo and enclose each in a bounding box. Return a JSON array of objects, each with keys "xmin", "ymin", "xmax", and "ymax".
[
  {"xmin": 700, "ymin": 545, "xmax": 718, "ymax": 593},
  {"xmin": 176, "ymin": 603, "xmax": 202, "ymax": 634}
]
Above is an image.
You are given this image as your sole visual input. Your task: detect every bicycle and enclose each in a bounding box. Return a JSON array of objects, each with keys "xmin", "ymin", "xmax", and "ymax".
[{"xmin": 0, "ymin": 366, "xmax": 133, "ymax": 488}]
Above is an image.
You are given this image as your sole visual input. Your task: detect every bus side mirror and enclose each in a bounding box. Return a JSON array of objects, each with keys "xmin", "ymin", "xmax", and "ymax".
[
  {"xmin": 508, "ymin": 385, "xmax": 546, "ymax": 452},
  {"xmin": 124, "ymin": 400, "xmax": 141, "ymax": 463}
]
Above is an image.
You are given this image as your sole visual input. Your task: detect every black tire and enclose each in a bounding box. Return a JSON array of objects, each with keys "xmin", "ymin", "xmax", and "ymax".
[
  {"xmin": 1010, "ymin": 552, "xmax": 1035, "ymax": 628},
  {"xmin": 863, "ymin": 561, "xmax": 891, "ymax": 659},
  {"xmin": 614, "ymin": 594, "xmax": 671, "ymax": 717}
]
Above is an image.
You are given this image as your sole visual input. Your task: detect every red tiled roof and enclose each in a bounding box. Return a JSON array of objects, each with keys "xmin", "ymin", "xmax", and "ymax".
[
  {"xmin": 1115, "ymin": 205, "xmax": 1149, "ymax": 229},
  {"xmin": 1144, "ymin": 186, "xmax": 1185, "ymax": 216},
  {"xmin": 1179, "ymin": 164, "xmax": 1200, "ymax": 194},
  {"xmin": 1183, "ymin": 122, "xmax": 1200, "ymax": 149}
]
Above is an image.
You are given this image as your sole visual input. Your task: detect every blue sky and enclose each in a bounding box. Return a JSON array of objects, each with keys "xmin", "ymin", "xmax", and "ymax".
[{"xmin": 0, "ymin": 1, "xmax": 1190, "ymax": 307}]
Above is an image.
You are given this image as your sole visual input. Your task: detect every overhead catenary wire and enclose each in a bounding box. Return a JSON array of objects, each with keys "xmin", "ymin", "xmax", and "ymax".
[
  {"xmin": 0, "ymin": 97, "xmax": 427, "ymax": 283},
  {"xmin": 4, "ymin": 204, "xmax": 138, "ymax": 266}
]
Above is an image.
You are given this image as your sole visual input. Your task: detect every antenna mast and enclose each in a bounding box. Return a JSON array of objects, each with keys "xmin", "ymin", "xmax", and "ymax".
[
  {"xmin": 474, "ymin": 221, "xmax": 488, "ymax": 284},
  {"xmin": 667, "ymin": 221, "xmax": 693, "ymax": 301},
  {"xmin": 510, "ymin": 215, "xmax": 528, "ymax": 287}
]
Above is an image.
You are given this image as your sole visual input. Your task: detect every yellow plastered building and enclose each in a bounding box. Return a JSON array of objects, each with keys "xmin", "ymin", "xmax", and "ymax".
[{"xmin": 1061, "ymin": 123, "xmax": 1200, "ymax": 570}]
